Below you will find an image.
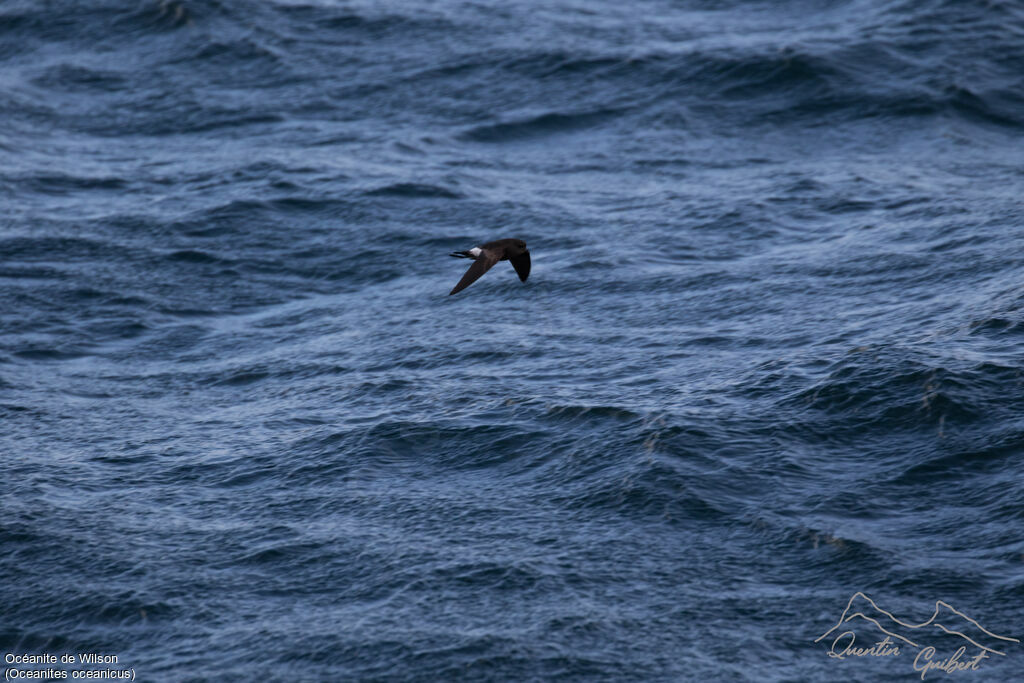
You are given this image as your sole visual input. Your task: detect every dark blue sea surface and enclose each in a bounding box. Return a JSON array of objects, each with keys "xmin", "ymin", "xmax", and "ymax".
[{"xmin": 2, "ymin": 0, "xmax": 1023, "ymax": 680}]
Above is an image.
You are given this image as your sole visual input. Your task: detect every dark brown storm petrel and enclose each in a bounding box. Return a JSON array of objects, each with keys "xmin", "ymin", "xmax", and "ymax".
[{"xmin": 448, "ymin": 238, "xmax": 530, "ymax": 295}]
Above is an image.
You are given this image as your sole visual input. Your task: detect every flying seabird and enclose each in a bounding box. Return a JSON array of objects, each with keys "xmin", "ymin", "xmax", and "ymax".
[{"xmin": 448, "ymin": 238, "xmax": 530, "ymax": 295}]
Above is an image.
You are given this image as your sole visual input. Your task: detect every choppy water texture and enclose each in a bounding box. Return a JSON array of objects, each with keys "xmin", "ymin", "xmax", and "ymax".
[{"xmin": 3, "ymin": 0, "xmax": 1024, "ymax": 680}]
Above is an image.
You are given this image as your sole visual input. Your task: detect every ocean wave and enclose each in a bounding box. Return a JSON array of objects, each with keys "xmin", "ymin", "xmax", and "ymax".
[
  {"xmin": 29, "ymin": 64, "xmax": 129, "ymax": 94},
  {"xmin": 164, "ymin": 248, "xmax": 229, "ymax": 264},
  {"xmin": 542, "ymin": 404, "xmax": 641, "ymax": 423},
  {"xmin": 970, "ymin": 317, "xmax": 1024, "ymax": 338},
  {"xmin": 0, "ymin": 235, "xmax": 132, "ymax": 261},
  {"xmin": 12, "ymin": 348, "xmax": 92, "ymax": 362},
  {"xmin": 460, "ymin": 108, "xmax": 625, "ymax": 143},
  {"xmin": 785, "ymin": 349, "xmax": 1024, "ymax": 435},
  {"xmin": 892, "ymin": 425, "xmax": 1024, "ymax": 486},
  {"xmin": 554, "ymin": 454, "xmax": 731, "ymax": 524},
  {"xmin": 363, "ymin": 182, "xmax": 463, "ymax": 199}
]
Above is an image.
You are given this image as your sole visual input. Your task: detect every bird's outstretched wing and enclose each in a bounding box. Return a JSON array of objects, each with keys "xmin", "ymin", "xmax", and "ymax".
[
  {"xmin": 509, "ymin": 250, "xmax": 530, "ymax": 282},
  {"xmin": 449, "ymin": 249, "xmax": 499, "ymax": 295}
]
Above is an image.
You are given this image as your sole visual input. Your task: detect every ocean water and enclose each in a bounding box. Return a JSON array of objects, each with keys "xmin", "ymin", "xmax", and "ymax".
[{"xmin": 2, "ymin": 0, "xmax": 1023, "ymax": 680}]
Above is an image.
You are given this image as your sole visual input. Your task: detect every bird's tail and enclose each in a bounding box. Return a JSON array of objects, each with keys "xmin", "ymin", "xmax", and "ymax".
[{"xmin": 449, "ymin": 250, "xmax": 474, "ymax": 259}]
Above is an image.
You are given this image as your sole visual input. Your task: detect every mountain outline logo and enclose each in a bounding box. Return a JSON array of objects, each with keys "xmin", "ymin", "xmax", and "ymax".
[{"xmin": 815, "ymin": 592, "xmax": 1019, "ymax": 678}]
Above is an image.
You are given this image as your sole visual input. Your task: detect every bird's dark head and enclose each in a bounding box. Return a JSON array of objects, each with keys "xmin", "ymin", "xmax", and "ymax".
[{"xmin": 514, "ymin": 239, "xmax": 527, "ymax": 250}]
